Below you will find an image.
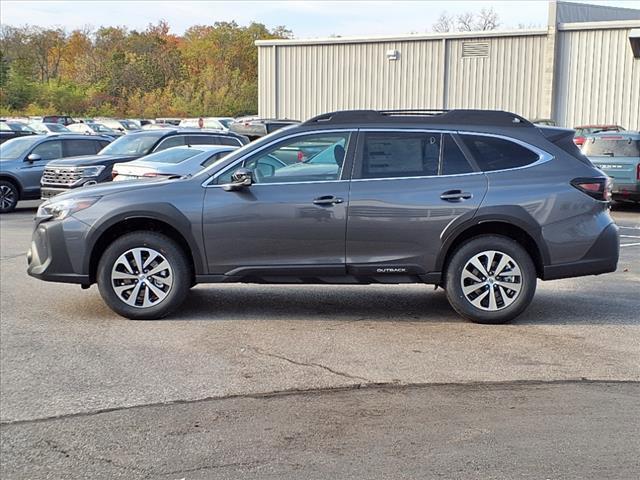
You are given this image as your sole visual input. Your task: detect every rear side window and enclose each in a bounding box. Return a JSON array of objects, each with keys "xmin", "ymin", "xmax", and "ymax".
[
  {"xmin": 442, "ymin": 135, "xmax": 474, "ymax": 175},
  {"xmin": 460, "ymin": 135, "xmax": 539, "ymax": 171},
  {"xmin": 582, "ymin": 137, "xmax": 640, "ymax": 157},
  {"xmin": 64, "ymin": 139, "xmax": 100, "ymax": 156},
  {"xmin": 357, "ymin": 132, "xmax": 441, "ymax": 179}
]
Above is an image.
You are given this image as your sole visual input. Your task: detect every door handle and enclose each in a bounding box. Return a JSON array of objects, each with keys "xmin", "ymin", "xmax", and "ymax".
[
  {"xmin": 313, "ymin": 195, "xmax": 344, "ymax": 206},
  {"xmin": 440, "ymin": 190, "xmax": 473, "ymax": 202}
]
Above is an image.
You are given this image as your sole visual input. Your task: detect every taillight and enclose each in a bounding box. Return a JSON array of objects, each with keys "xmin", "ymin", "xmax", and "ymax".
[
  {"xmin": 637, "ymin": 163, "xmax": 640, "ymax": 181},
  {"xmin": 111, "ymin": 170, "xmax": 118, "ymax": 179},
  {"xmin": 574, "ymin": 136, "xmax": 585, "ymax": 146},
  {"xmin": 571, "ymin": 177, "xmax": 612, "ymax": 202},
  {"xmin": 143, "ymin": 172, "xmax": 158, "ymax": 177}
]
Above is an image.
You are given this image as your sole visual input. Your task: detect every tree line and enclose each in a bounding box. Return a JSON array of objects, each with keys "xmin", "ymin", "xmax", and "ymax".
[{"xmin": 0, "ymin": 21, "xmax": 291, "ymax": 118}]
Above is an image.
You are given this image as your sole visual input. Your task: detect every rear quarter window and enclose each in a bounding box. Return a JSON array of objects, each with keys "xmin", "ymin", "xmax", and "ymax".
[
  {"xmin": 460, "ymin": 135, "xmax": 540, "ymax": 171},
  {"xmin": 582, "ymin": 137, "xmax": 640, "ymax": 157}
]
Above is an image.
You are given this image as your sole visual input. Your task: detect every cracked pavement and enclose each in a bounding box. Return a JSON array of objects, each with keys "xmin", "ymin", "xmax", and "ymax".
[{"xmin": 1, "ymin": 202, "xmax": 639, "ymax": 478}]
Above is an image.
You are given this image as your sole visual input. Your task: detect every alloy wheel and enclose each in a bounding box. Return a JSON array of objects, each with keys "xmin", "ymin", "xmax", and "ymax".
[
  {"xmin": 111, "ymin": 247, "xmax": 173, "ymax": 308},
  {"xmin": 460, "ymin": 250, "xmax": 523, "ymax": 311},
  {"xmin": 0, "ymin": 185, "xmax": 17, "ymax": 211}
]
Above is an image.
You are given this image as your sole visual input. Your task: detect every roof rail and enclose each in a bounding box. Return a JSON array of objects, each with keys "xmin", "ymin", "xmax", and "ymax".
[{"xmin": 304, "ymin": 109, "xmax": 534, "ymax": 127}]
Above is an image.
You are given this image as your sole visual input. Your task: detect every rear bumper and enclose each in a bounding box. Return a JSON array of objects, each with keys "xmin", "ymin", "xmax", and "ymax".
[{"xmin": 542, "ymin": 222, "xmax": 619, "ymax": 280}]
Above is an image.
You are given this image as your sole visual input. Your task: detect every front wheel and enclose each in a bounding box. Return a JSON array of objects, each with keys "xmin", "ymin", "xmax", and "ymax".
[
  {"xmin": 97, "ymin": 231, "xmax": 191, "ymax": 320},
  {"xmin": 0, "ymin": 181, "xmax": 19, "ymax": 213},
  {"xmin": 445, "ymin": 235, "xmax": 536, "ymax": 324}
]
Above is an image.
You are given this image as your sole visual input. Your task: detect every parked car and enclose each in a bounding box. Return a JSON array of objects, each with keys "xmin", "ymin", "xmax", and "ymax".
[
  {"xmin": 583, "ymin": 131, "xmax": 640, "ymax": 204},
  {"xmin": 29, "ymin": 122, "xmax": 73, "ymax": 134},
  {"xmin": 178, "ymin": 117, "xmax": 235, "ymax": 131},
  {"xmin": 95, "ymin": 119, "xmax": 141, "ymax": 134},
  {"xmin": 42, "ymin": 115, "xmax": 76, "ymax": 126},
  {"xmin": 27, "ymin": 109, "xmax": 619, "ymax": 323},
  {"xmin": 67, "ymin": 122, "xmax": 124, "ymax": 139},
  {"xmin": 155, "ymin": 118, "xmax": 182, "ymax": 126},
  {"xmin": 40, "ymin": 128, "xmax": 250, "ymax": 198},
  {"xmin": 113, "ymin": 145, "xmax": 238, "ymax": 181},
  {"xmin": 0, "ymin": 134, "xmax": 112, "ymax": 213},
  {"xmin": 0, "ymin": 121, "xmax": 37, "ymax": 144},
  {"xmin": 573, "ymin": 125, "xmax": 625, "ymax": 147},
  {"xmin": 229, "ymin": 117, "xmax": 300, "ymax": 140}
]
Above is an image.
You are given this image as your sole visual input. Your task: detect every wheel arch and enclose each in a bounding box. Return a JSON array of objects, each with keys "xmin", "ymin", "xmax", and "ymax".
[
  {"xmin": 86, "ymin": 214, "xmax": 204, "ymax": 284},
  {"xmin": 437, "ymin": 208, "xmax": 550, "ymax": 278},
  {"xmin": 0, "ymin": 174, "xmax": 23, "ymax": 197}
]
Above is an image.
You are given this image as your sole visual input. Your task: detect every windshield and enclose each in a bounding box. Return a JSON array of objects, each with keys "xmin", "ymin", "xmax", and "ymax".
[
  {"xmin": 0, "ymin": 136, "xmax": 41, "ymax": 160},
  {"xmin": 141, "ymin": 147, "xmax": 204, "ymax": 164},
  {"xmin": 99, "ymin": 132, "xmax": 163, "ymax": 156},
  {"xmin": 47, "ymin": 123, "xmax": 70, "ymax": 132},
  {"xmin": 89, "ymin": 123, "xmax": 115, "ymax": 133},
  {"xmin": 583, "ymin": 136, "xmax": 640, "ymax": 157},
  {"xmin": 121, "ymin": 120, "xmax": 141, "ymax": 131}
]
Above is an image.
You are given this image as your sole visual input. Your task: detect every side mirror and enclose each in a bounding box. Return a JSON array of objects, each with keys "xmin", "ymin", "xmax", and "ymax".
[
  {"xmin": 26, "ymin": 153, "xmax": 42, "ymax": 162},
  {"xmin": 222, "ymin": 168, "xmax": 253, "ymax": 191}
]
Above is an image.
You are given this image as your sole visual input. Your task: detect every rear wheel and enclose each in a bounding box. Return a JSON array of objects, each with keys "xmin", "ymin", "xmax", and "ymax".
[
  {"xmin": 97, "ymin": 231, "xmax": 191, "ymax": 320},
  {"xmin": 445, "ymin": 235, "xmax": 536, "ymax": 324},
  {"xmin": 0, "ymin": 181, "xmax": 19, "ymax": 213}
]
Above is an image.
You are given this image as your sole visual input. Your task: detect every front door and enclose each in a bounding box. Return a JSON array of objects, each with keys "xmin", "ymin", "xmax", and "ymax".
[
  {"xmin": 202, "ymin": 131, "xmax": 354, "ymax": 276},
  {"xmin": 346, "ymin": 130, "xmax": 488, "ymax": 275},
  {"xmin": 20, "ymin": 139, "xmax": 63, "ymax": 196}
]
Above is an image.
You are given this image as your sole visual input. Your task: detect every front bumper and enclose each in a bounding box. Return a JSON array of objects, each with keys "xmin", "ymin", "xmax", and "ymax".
[
  {"xmin": 542, "ymin": 222, "xmax": 619, "ymax": 280},
  {"xmin": 26, "ymin": 218, "xmax": 90, "ymax": 284},
  {"xmin": 41, "ymin": 186, "xmax": 71, "ymax": 199}
]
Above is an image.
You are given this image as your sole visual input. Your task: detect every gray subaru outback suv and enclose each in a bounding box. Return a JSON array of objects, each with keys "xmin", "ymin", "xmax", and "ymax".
[{"xmin": 27, "ymin": 109, "xmax": 619, "ymax": 324}]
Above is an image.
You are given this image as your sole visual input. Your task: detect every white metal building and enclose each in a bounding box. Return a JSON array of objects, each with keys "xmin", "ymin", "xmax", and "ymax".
[{"xmin": 256, "ymin": 1, "xmax": 640, "ymax": 128}]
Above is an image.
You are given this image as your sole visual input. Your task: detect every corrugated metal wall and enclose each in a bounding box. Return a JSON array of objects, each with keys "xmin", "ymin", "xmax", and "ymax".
[
  {"xmin": 555, "ymin": 27, "xmax": 640, "ymax": 128},
  {"xmin": 445, "ymin": 35, "xmax": 547, "ymax": 120},
  {"xmin": 260, "ymin": 40, "xmax": 445, "ymax": 120},
  {"xmin": 258, "ymin": 25, "xmax": 640, "ymax": 128}
]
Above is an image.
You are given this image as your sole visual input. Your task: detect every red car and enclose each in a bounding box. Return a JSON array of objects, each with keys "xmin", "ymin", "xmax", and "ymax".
[{"xmin": 573, "ymin": 125, "xmax": 625, "ymax": 147}]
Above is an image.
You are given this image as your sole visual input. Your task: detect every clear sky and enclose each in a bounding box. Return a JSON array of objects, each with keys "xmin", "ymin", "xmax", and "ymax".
[{"xmin": 2, "ymin": 0, "xmax": 639, "ymax": 37}]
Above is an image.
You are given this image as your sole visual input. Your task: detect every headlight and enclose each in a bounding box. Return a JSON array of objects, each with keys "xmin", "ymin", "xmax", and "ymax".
[
  {"xmin": 78, "ymin": 166, "xmax": 105, "ymax": 178},
  {"xmin": 36, "ymin": 197, "xmax": 100, "ymax": 220}
]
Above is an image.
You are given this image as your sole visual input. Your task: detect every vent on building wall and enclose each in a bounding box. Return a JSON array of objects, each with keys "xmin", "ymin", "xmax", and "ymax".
[{"xmin": 462, "ymin": 42, "xmax": 490, "ymax": 58}]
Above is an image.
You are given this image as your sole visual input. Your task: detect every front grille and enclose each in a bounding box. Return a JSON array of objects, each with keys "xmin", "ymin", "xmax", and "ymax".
[{"xmin": 42, "ymin": 167, "xmax": 82, "ymax": 186}]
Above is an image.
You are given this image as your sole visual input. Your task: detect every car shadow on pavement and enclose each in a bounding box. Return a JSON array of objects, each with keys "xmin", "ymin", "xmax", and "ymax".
[{"xmin": 147, "ymin": 284, "xmax": 638, "ymax": 326}]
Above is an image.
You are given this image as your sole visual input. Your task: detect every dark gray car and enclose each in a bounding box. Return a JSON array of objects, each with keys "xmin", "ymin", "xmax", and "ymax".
[
  {"xmin": 0, "ymin": 134, "xmax": 112, "ymax": 212},
  {"xmin": 27, "ymin": 109, "xmax": 619, "ymax": 324}
]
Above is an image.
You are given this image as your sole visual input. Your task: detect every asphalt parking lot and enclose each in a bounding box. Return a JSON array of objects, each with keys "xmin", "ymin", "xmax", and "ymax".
[{"xmin": 1, "ymin": 201, "xmax": 639, "ymax": 479}]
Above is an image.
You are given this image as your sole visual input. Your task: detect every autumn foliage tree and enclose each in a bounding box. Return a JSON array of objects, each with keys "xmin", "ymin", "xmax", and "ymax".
[{"xmin": 0, "ymin": 21, "xmax": 291, "ymax": 117}]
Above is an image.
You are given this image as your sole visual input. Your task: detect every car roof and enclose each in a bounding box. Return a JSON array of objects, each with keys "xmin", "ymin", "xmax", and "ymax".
[
  {"xmin": 574, "ymin": 124, "xmax": 623, "ymax": 129},
  {"xmin": 39, "ymin": 133, "xmax": 112, "ymax": 140},
  {"xmin": 164, "ymin": 144, "xmax": 238, "ymax": 152}
]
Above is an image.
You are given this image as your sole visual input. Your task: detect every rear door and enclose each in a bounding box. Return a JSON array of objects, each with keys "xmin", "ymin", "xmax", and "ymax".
[{"xmin": 346, "ymin": 130, "xmax": 488, "ymax": 276}]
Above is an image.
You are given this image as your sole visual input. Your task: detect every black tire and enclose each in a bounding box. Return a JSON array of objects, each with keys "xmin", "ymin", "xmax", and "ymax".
[
  {"xmin": 97, "ymin": 231, "xmax": 191, "ymax": 320},
  {"xmin": 444, "ymin": 235, "xmax": 536, "ymax": 324},
  {"xmin": 0, "ymin": 180, "xmax": 19, "ymax": 214}
]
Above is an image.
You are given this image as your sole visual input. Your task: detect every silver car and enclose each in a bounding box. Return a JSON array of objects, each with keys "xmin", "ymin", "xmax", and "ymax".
[{"xmin": 112, "ymin": 145, "xmax": 238, "ymax": 180}]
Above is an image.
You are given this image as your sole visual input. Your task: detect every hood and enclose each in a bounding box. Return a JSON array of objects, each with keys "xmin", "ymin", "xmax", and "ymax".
[
  {"xmin": 45, "ymin": 175, "xmax": 176, "ymax": 202},
  {"xmin": 46, "ymin": 154, "xmax": 138, "ymax": 167}
]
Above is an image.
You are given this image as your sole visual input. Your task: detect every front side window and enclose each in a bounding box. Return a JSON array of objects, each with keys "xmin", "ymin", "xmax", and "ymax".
[
  {"xmin": 356, "ymin": 131, "xmax": 441, "ymax": 179},
  {"xmin": 217, "ymin": 132, "xmax": 351, "ymax": 184},
  {"xmin": 154, "ymin": 135, "xmax": 185, "ymax": 152},
  {"xmin": 460, "ymin": 134, "xmax": 539, "ymax": 171},
  {"xmin": 31, "ymin": 140, "xmax": 63, "ymax": 160}
]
